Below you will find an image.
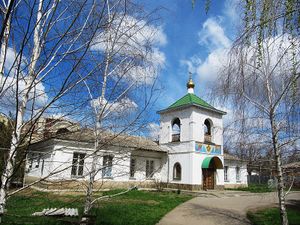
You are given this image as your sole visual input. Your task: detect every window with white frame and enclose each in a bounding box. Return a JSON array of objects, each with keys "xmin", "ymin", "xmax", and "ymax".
[
  {"xmin": 146, "ymin": 160, "xmax": 154, "ymax": 178},
  {"xmin": 224, "ymin": 166, "xmax": 229, "ymax": 181},
  {"xmin": 28, "ymin": 158, "xmax": 33, "ymax": 171},
  {"xmin": 102, "ymin": 155, "xmax": 113, "ymax": 178},
  {"xmin": 71, "ymin": 152, "xmax": 85, "ymax": 177},
  {"xmin": 236, "ymin": 166, "xmax": 240, "ymax": 181},
  {"xmin": 35, "ymin": 153, "xmax": 41, "ymax": 168},
  {"xmin": 130, "ymin": 158, "xmax": 136, "ymax": 178}
]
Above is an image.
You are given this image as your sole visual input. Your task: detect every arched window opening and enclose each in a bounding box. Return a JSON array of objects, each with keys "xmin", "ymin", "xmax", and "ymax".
[
  {"xmin": 56, "ymin": 128, "xmax": 70, "ymax": 135},
  {"xmin": 204, "ymin": 119, "xmax": 212, "ymax": 143},
  {"xmin": 173, "ymin": 162, "xmax": 181, "ymax": 180},
  {"xmin": 171, "ymin": 118, "xmax": 181, "ymax": 142}
]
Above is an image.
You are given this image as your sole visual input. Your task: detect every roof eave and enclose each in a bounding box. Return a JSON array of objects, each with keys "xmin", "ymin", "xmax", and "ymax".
[{"xmin": 157, "ymin": 103, "xmax": 227, "ymax": 115}]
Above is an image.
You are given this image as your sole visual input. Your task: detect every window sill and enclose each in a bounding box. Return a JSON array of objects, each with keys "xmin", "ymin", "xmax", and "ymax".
[
  {"xmin": 224, "ymin": 180, "xmax": 229, "ymax": 182},
  {"xmin": 236, "ymin": 180, "xmax": 241, "ymax": 183},
  {"xmin": 173, "ymin": 178, "xmax": 181, "ymax": 181},
  {"xmin": 71, "ymin": 176, "xmax": 84, "ymax": 179},
  {"xmin": 129, "ymin": 177, "xmax": 136, "ymax": 180},
  {"xmin": 102, "ymin": 177, "xmax": 113, "ymax": 180},
  {"xmin": 146, "ymin": 178, "xmax": 154, "ymax": 180}
]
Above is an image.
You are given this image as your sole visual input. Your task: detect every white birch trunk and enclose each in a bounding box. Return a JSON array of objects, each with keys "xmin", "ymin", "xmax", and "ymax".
[
  {"xmin": 0, "ymin": 0, "xmax": 12, "ymax": 92},
  {"xmin": 0, "ymin": 0, "xmax": 44, "ymax": 220},
  {"xmin": 82, "ymin": 53, "xmax": 110, "ymax": 218},
  {"xmin": 82, "ymin": 1, "xmax": 112, "ymax": 217},
  {"xmin": 270, "ymin": 114, "xmax": 289, "ymax": 225}
]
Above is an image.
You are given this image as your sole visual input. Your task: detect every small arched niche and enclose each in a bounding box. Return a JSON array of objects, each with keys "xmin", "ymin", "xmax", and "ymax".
[
  {"xmin": 204, "ymin": 119, "xmax": 212, "ymax": 143},
  {"xmin": 173, "ymin": 162, "xmax": 182, "ymax": 180},
  {"xmin": 171, "ymin": 118, "xmax": 181, "ymax": 142}
]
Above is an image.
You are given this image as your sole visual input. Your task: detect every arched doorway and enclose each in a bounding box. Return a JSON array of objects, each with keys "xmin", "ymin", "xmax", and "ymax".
[{"xmin": 202, "ymin": 156, "xmax": 223, "ymax": 190}]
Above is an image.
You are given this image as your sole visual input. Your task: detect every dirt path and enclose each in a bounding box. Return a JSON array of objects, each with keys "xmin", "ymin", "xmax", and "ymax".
[{"xmin": 157, "ymin": 191, "xmax": 300, "ymax": 225}]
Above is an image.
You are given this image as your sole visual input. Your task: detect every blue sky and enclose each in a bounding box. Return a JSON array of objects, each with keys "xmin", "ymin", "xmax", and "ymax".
[
  {"xmin": 0, "ymin": 0, "xmax": 240, "ymax": 137},
  {"xmin": 146, "ymin": 0, "xmax": 239, "ymax": 114}
]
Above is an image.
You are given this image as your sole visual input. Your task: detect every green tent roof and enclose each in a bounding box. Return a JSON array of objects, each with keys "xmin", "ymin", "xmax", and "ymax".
[
  {"xmin": 158, "ymin": 93, "xmax": 225, "ymax": 115},
  {"xmin": 167, "ymin": 93, "xmax": 214, "ymax": 110}
]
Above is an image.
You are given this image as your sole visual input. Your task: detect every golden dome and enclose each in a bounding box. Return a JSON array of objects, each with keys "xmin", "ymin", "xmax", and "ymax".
[{"xmin": 186, "ymin": 77, "xmax": 195, "ymax": 89}]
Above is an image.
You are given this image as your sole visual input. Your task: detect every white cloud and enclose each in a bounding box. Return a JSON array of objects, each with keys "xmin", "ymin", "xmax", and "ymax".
[
  {"xmin": 91, "ymin": 96, "xmax": 138, "ymax": 117},
  {"xmin": 91, "ymin": 15, "xmax": 166, "ymax": 52},
  {"xmin": 180, "ymin": 55, "xmax": 202, "ymax": 74},
  {"xmin": 91, "ymin": 15, "xmax": 166, "ymax": 85},
  {"xmin": 4, "ymin": 47, "xmax": 17, "ymax": 73},
  {"xmin": 223, "ymin": 0, "xmax": 240, "ymax": 24},
  {"xmin": 180, "ymin": 17, "xmax": 231, "ymax": 81},
  {"xmin": 196, "ymin": 48, "xmax": 229, "ymax": 81},
  {"xmin": 0, "ymin": 48, "xmax": 48, "ymax": 115},
  {"xmin": 198, "ymin": 17, "xmax": 231, "ymax": 50},
  {"xmin": 147, "ymin": 122, "xmax": 160, "ymax": 140},
  {"xmin": 0, "ymin": 75, "xmax": 48, "ymax": 113}
]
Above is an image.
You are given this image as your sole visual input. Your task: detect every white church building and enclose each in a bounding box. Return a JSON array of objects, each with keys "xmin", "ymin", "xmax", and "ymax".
[{"xmin": 25, "ymin": 78, "xmax": 248, "ymax": 190}]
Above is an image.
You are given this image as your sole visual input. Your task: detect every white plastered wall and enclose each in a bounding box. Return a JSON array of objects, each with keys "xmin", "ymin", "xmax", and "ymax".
[
  {"xmin": 224, "ymin": 160, "xmax": 248, "ymax": 187},
  {"xmin": 159, "ymin": 105, "xmax": 225, "ymax": 187},
  {"xmin": 26, "ymin": 141, "xmax": 167, "ymax": 183}
]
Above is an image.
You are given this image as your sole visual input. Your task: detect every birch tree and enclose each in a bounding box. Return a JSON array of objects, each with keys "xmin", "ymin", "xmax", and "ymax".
[
  {"xmin": 0, "ymin": 0, "xmax": 109, "ymax": 219},
  {"xmin": 216, "ymin": 33, "xmax": 299, "ymax": 225},
  {"xmin": 77, "ymin": 0, "xmax": 165, "ymax": 219}
]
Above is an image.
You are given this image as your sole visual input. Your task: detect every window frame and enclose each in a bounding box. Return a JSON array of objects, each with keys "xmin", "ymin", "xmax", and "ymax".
[
  {"xmin": 71, "ymin": 152, "xmax": 86, "ymax": 178},
  {"xmin": 129, "ymin": 158, "xmax": 136, "ymax": 178},
  {"xmin": 35, "ymin": 153, "xmax": 41, "ymax": 168},
  {"xmin": 224, "ymin": 166, "xmax": 229, "ymax": 182},
  {"xmin": 146, "ymin": 160, "xmax": 155, "ymax": 179},
  {"xmin": 171, "ymin": 118, "xmax": 181, "ymax": 142},
  {"xmin": 236, "ymin": 166, "xmax": 241, "ymax": 182},
  {"xmin": 102, "ymin": 155, "xmax": 113, "ymax": 178}
]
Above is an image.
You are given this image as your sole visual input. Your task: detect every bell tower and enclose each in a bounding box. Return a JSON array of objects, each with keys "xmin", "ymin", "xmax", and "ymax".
[{"xmin": 158, "ymin": 74, "xmax": 227, "ymax": 190}]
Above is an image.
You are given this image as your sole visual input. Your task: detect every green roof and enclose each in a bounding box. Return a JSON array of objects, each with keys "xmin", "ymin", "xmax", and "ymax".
[
  {"xmin": 202, "ymin": 157, "xmax": 224, "ymax": 169},
  {"xmin": 168, "ymin": 93, "xmax": 214, "ymax": 110},
  {"xmin": 158, "ymin": 93, "xmax": 226, "ymax": 115}
]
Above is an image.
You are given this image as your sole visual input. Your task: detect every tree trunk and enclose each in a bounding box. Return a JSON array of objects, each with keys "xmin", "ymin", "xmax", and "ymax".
[
  {"xmin": 0, "ymin": 1, "xmax": 12, "ymax": 93},
  {"xmin": 270, "ymin": 114, "xmax": 289, "ymax": 225},
  {"xmin": 0, "ymin": 0, "xmax": 44, "ymax": 221},
  {"xmin": 83, "ymin": 134, "xmax": 98, "ymax": 216},
  {"xmin": 0, "ymin": 84, "xmax": 27, "ymax": 221}
]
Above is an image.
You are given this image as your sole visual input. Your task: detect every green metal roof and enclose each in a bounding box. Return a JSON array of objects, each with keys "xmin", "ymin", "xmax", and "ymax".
[
  {"xmin": 158, "ymin": 93, "xmax": 225, "ymax": 115},
  {"xmin": 202, "ymin": 157, "xmax": 213, "ymax": 169},
  {"xmin": 167, "ymin": 93, "xmax": 214, "ymax": 110},
  {"xmin": 202, "ymin": 156, "xmax": 224, "ymax": 169}
]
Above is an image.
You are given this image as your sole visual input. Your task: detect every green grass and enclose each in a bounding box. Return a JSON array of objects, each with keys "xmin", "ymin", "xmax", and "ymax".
[
  {"xmin": 3, "ymin": 189, "xmax": 192, "ymax": 225},
  {"xmin": 247, "ymin": 207, "xmax": 300, "ymax": 225},
  {"xmin": 225, "ymin": 184, "xmax": 273, "ymax": 193}
]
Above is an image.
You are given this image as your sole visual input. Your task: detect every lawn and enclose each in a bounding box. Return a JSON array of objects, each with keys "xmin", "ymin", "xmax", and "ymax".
[
  {"xmin": 225, "ymin": 184, "xmax": 273, "ymax": 193},
  {"xmin": 247, "ymin": 207, "xmax": 300, "ymax": 225},
  {"xmin": 3, "ymin": 189, "xmax": 193, "ymax": 225}
]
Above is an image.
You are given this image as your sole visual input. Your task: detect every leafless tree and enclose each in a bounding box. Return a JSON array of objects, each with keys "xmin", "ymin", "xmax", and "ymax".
[
  {"xmin": 75, "ymin": 0, "xmax": 164, "ymax": 219},
  {"xmin": 215, "ymin": 33, "xmax": 299, "ymax": 225},
  {"xmin": 0, "ymin": 0, "xmax": 112, "ymax": 220}
]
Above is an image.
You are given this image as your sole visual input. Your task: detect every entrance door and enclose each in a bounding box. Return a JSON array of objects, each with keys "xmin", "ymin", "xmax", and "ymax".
[{"xmin": 203, "ymin": 168, "xmax": 214, "ymax": 190}]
